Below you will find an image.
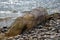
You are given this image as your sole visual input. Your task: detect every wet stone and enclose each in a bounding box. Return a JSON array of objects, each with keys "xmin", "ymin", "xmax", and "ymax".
[
  {"xmin": 1, "ymin": 29, "xmax": 7, "ymax": 33},
  {"xmin": 3, "ymin": 26, "xmax": 7, "ymax": 29}
]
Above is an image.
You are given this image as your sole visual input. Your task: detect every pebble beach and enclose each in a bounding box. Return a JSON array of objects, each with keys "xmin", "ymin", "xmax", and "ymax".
[
  {"xmin": 0, "ymin": 13, "xmax": 60, "ymax": 40},
  {"xmin": 0, "ymin": 0, "xmax": 60, "ymax": 40}
]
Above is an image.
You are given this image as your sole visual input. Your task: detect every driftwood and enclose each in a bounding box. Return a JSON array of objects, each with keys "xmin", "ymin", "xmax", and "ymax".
[{"xmin": 0, "ymin": 7, "xmax": 49, "ymax": 39}]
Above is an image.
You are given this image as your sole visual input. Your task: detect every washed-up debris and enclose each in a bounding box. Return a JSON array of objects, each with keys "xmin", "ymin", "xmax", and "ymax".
[
  {"xmin": 0, "ymin": 8, "xmax": 60, "ymax": 40},
  {"xmin": 1, "ymin": 7, "xmax": 48, "ymax": 38}
]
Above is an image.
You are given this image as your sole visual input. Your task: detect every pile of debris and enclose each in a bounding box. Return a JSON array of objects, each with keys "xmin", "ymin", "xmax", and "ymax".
[{"xmin": 0, "ymin": 13, "xmax": 60, "ymax": 40}]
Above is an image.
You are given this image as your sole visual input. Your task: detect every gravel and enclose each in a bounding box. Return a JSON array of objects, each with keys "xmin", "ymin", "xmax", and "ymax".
[{"xmin": 0, "ymin": 14, "xmax": 60, "ymax": 40}]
